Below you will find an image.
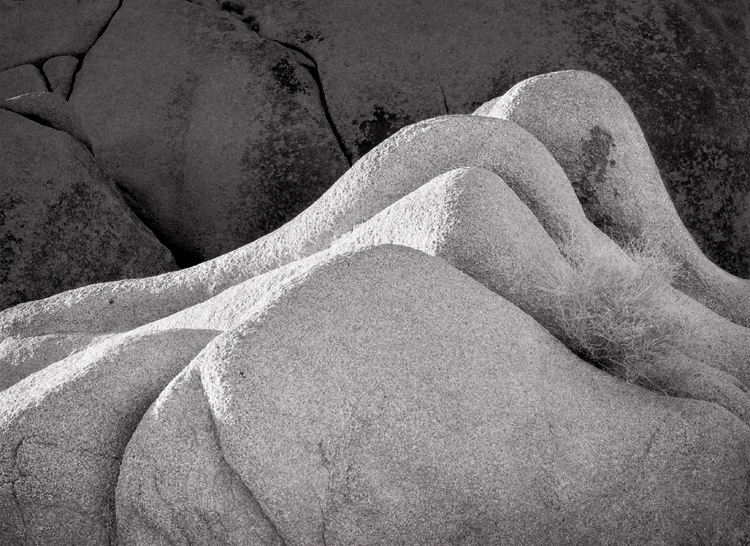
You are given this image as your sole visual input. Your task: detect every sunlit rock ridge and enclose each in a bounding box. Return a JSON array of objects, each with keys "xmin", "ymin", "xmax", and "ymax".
[{"xmin": 2, "ymin": 70, "xmax": 750, "ymax": 545}]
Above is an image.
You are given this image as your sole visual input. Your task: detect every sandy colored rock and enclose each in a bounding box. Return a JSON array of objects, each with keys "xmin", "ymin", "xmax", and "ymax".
[
  {"xmin": 475, "ymin": 70, "xmax": 750, "ymax": 327},
  {"xmin": 70, "ymin": 0, "xmax": 348, "ymax": 265},
  {"xmin": 0, "ymin": 0, "xmax": 119, "ymax": 71},
  {"xmin": 0, "ymin": 65, "xmax": 46, "ymax": 100},
  {"xmin": 117, "ymin": 244, "xmax": 750, "ymax": 545},
  {"xmin": 42, "ymin": 56, "xmax": 79, "ymax": 99},
  {"xmin": 0, "ymin": 108, "xmax": 177, "ymax": 311},
  {"xmin": 0, "ymin": 327, "xmax": 218, "ymax": 546}
]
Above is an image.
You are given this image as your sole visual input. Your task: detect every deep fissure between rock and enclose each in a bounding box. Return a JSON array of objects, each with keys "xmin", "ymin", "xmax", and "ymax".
[
  {"xmin": 250, "ymin": 27, "xmax": 354, "ymax": 167},
  {"xmin": 67, "ymin": 0, "xmax": 125, "ymax": 99}
]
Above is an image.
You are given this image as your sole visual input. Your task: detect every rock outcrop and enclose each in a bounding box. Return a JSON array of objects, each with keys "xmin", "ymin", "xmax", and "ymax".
[
  {"xmin": 3, "ymin": 0, "xmax": 749, "ymax": 305},
  {"xmin": 240, "ymin": 0, "xmax": 750, "ymax": 277},
  {"xmin": 116, "ymin": 245, "xmax": 750, "ymax": 546},
  {"xmin": 0, "ymin": 0, "xmax": 120, "ymax": 70},
  {"xmin": 475, "ymin": 69, "xmax": 750, "ymax": 327},
  {"xmin": 2, "ymin": 71, "xmax": 750, "ymax": 545},
  {"xmin": 69, "ymin": 0, "xmax": 349, "ymax": 265},
  {"xmin": 0, "ymin": 66, "xmax": 46, "ymax": 101},
  {"xmin": 0, "ymin": 106, "xmax": 177, "ymax": 312}
]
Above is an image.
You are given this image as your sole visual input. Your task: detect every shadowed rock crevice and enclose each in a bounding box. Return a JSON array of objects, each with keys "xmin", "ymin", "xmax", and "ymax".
[
  {"xmin": 28, "ymin": 62, "xmax": 51, "ymax": 92},
  {"xmin": 68, "ymin": 0, "xmax": 125, "ymax": 99},
  {"xmin": 214, "ymin": 1, "xmax": 352, "ymax": 167},
  {"xmin": 438, "ymin": 80, "xmax": 450, "ymax": 114},
  {"xmin": 257, "ymin": 33, "xmax": 353, "ymax": 167}
]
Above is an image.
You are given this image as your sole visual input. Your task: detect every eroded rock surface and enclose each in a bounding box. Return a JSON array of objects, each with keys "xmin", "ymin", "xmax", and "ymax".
[
  {"xmin": 117, "ymin": 245, "xmax": 750, "ymax": 546},
  {"xmin": 475, "ymin": 70, "xmax": 750, "ymax": 327},
  {"xmin": 2, "ymin": 71, "xmax": 750, "ymax": 545},
  {"xmin": 237, "ymin": 0, "xmax": 750, "ymax": 276},
  {"xmin": 70, "ymin": 0, "xmax": 349, "ymax": 265},
  {"xmin": 0, "ymin": 108, "xmax": 177, "ymax": 311}
]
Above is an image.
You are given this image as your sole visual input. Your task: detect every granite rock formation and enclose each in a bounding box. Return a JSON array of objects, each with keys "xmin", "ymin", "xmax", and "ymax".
[
  {"xmin": 1, "ymin": 71, "xmax": 750, "ymax": 545},
  {"xmin": 3, "ymin": 0, "xmax": 749, "ymax": 296}
]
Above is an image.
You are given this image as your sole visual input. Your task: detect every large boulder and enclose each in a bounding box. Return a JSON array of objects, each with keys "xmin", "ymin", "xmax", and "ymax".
[
  {"xmin": 70, "ymin": 0, "xmax": 349, "ymax": 265},
  {"xmin": 116, "ymin": 244, "xmax": 750, "ymax": 545},
  {"xmin": 2, "ymin": 69, "xmax": 750, "ymax": 542},
  {"xmin": 238, "ymin": 0, "xmax": 750, "ymax": 277},
  {"xmin": 3, "ymin": 113, "xmax": 748, "ymax": 365},
  {"xmin": 0, "ymin": 328, "xmax": 217, "ymax": 546},
  {"xmin": 0, "ymin": 108, "xmax": 177, "ymax": 311},
  {"xmin": 140, "ymin": 165, "xmax": 750, "ymax": 425},
  {"xmin": 0, "ymin": 0, "xmax": 119, "ymax": 70},
  {"xmin": 475, "ymin": 70, "xmax": 750, "ymax": 328}
]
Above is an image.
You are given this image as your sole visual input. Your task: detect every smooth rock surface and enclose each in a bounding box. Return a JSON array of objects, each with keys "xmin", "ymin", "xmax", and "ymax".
[
  {"xmin": 0, "ymin": 108, "xmax": 177, "ymax": 311},
  {"xmin": 0, "ymin": 115, "xmax": 599, "ymax": 340},
  {"xmin": 42, "ymin": 56, "xmax": 79, "ymax": 98},
  {"xmin": 117, "ymin": 244, "xmax": 750, "ymax": 546},
  {"xmin": 70, "ymin": 0, "xmax": 348, "ymax": 265},
  {"xmin": 0, "ymin": 0, "xmax": 119, "ymax": 70},
  {"xmin": 1, "ymin": 70, "xmax": 750, "ymax": 542},
  {"xmin": 140, "ymin": 165, "xmax": 750, "ymax": 425},
  {"xmin": 0, "ymin": 328, "xmax": 217, "ymax": 546},
  {"xmin": 475, "ymin": 70, "xmax": 750, "ymax": 327},
  {"xmin": 2, "ymin": 92, "xmax": 92, "ymax": 149},
  {"xmin": 240, "ymin": 0, "xmax": 750, "ymax": 276},
  {"xmin": 0, "ymin": 65, "xmax": 46, "ymax": 100}
]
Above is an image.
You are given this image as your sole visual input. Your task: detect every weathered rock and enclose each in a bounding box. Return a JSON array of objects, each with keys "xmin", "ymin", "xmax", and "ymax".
[
  {"xmin": 1, "ymin": 67, "xmax": 750, "ymax": 542},
  {"xmin": 475, "ymin": 70, "xmax": 750, "ymax": 328},
  {"xmin": 0, "ymin": 328, "xmax": 217, "ymax": 546},
  {"xmin": 240, "ymin": 0, "xmax": 750, "ymax": 276},
  {"xmin": 0, "ymin": 333, "xmax": 109, "ymax": 392},
  {"xmin": 3, "ymin": 114, "xmax": 748, "ymax": 374},
  {"xmin": 324, "ymin": 167, "xmax": 750, "ymax": 421},
  {"xmin": 2, "ymin": 92, "xmax": 92, "ymax": 149},
  {"xmin": 42, "ymin": 56, "xmax": 79, "ymax": 99},
  {"xmin": 70, "ymin": 0, "xmax": 349, "ymax": 265},
  {"xmin": 0, "ymin": 65, "xmax": 46, "ymax": 100},
  {"xmin": 117, "ymin": 244, "xmax": 750, "ymax": 545},
  {"xmin": 139, "ymin": 165, "xmax": 750, "ymax": 424},
  {"xmin": 0, "ymin": 115, "xmax": 584, "ymax": 339},
  {"xmin": 0, "ymin": 0, "xmax": 119, "ymax": 71},
  {"xmin": 0, "ymin": 108, "xmax": 177, "ymax": 311}
]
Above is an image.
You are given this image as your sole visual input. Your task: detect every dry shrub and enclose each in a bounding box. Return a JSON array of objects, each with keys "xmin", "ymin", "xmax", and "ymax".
[{"xmin": 537, "ymin": 235, "xmax": 701, "ymax": 393}]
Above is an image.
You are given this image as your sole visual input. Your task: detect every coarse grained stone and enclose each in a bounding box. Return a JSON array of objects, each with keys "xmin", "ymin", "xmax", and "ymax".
[{"xmin": 117, "ymin": 244, "xmax": 750, "ymax": 545}]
